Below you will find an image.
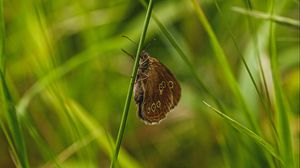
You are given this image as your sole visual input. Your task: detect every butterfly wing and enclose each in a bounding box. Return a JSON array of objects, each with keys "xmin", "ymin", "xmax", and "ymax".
[{"xmin": 139, "ymin": 57, "xmax": 181, "ymax": 124}]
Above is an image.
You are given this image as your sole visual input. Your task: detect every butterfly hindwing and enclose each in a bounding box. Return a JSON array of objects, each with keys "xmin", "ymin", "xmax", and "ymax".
[{"xmin": 139, "ymin": 57, "xmax": 181, "ymax": 124}]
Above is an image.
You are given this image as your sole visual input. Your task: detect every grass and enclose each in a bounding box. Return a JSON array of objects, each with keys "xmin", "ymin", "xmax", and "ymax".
[
  {"xmin": 0, "ymin": 0, "xmax": 298, "ymax": 167},
  {"xmin": 0, "ymin": 0, "xmax": 4, "ymax": 71},
  {"xmin": 110, "ymin": 0, "xmax": 153, "ymax": 167},
  {"xmin": 0, "ymin": 72, "xmax": 30, "ymax": 168},
  {"xmin": 191, "ymin": 0, "xmax": 260, "ymax": 133},
  {"xmin": 202, "ymin": 101, "xmax": 282, "ymax": 163},
  {"xmin": 268, "ymin": 0, "xmax": 294, "ymax": 167},
  {"xmin": 232, "ymin": 7, "xmax": 300, "ymax": 29},
  {"xmin": 0, "ymin": 0, "xmax": 29, "ymax": 167}
]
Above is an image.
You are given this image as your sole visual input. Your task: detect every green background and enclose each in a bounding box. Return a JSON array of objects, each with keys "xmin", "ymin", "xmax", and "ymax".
[{"xmin": 0, "ymin": 0, "xmax": 299, "ymax": 167}]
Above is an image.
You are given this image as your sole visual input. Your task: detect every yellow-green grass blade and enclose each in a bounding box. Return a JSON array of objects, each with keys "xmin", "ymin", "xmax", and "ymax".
[
  {"xmin": 0, "ymin": 72, "xmax": 30, "ymax": 168},
  {"xmin": 0, "ymin": 0, "xmax": 4, "ymax": 72},
  {"xmin": 190, "ymin": 0, "xmax": 259, "ymax": 132},
  {"xmin": 139, "ymin": 0, "xmax": 224, "ymax": 111},
  {"xmin": 0, "ymin": 0, "xmax": 29, "ymax": 166},
  {"xmin": 232, "ymin": 7, "xmax": 300, "ymax": 29},
  {"xmin": 203, "ymin": 101, "xmax": 283, "ymax": 165},
  {"xmin": 269, "ymin": 0, "xmax": 294, "ymax": 167},
  {"xmin": 67, "ymin": 99, "xmax": 142, "ymax": 168}
]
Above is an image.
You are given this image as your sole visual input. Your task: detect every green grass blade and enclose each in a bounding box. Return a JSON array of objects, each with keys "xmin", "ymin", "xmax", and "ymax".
[
  {"xmin": 40, "ymin": 133, "xmax": 95, "ymax": 168},
  {"xmin": 22, "ymin": 115, "xmax": 63, "ymax": 168},
  {"xmin": 16, "ymin": 41, "xmax": 118, "ymax": 116},
  {"xmin": 139, "ymin": 0, "xmax": 224, "ymax": 112},
  {"xmin": 0, "ymin": 72, "xmax": 30, "ymax": 168},
  {"xmin": 213, "ymin": 1, "xmax": 270, "ymax": 115},
  {"xmin": 232, "ymin": 7, "xmax": 300, "ymax": 29},
  {"xmin": 190, "ymin": 0, "xmax": 258, "ymax": 132},
  {"xmin": 0, "ymin": 1, "xmax": 29, "ymax": 167},
  {"xmin": 0, "ymin": 116, "xmax": 20, "ymax": 167},
  {"xmin": 269, "ymin": 1, "xmax": 294, "ymax": 167},
  {"xmin": 0, "ymin": 0, "xmax": 4, "ymax": 72},
  {"xmin": 110, "ymin": 0, "xmax": 154, "ymax": 167},
  {"xmin": 67, "ymin": 99, "xmax": 141, "ymax": 168},
  {"xmin": 214, "ymin": 2, "xmax": 278, "ymax": 167},
  {"xmin": 203, "ymin": 101, "xmax": 283, "ymax": 164},
  {"xmin": 242, "ymin": 0, "xmax": 278, "ymax": 139}
]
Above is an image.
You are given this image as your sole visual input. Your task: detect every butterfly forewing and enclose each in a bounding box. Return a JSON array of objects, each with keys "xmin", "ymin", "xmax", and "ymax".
[{"xmin": 139, "ymin": 57, "xmax": 181, "ymax": 124}]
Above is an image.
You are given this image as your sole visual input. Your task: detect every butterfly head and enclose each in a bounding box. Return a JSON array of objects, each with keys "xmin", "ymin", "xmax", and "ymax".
[{"xmin": 140, "ymin": 50, "xmax": 149, "ymax": 62}]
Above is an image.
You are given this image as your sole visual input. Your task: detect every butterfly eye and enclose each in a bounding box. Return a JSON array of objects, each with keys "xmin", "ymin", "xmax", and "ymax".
[
  {"xmin": 140, "ymin": 50, "xmax": 149, "ymax": 60},
  {"xmin": 156, "ymin": 101, "xmax": 161, "ymax": 108},
  {"xmin": 151, "ymin": 103, "xmax": 156, "ymax": 112},
  {"xmin": 168, "ymin": 81, "xmax": 174, "ymax": 89}
]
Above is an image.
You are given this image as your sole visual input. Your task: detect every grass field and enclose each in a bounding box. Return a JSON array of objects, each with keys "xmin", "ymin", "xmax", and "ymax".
[{"xmin": 0, "ymin": 0, "xmax": 299, "ymax": 167}]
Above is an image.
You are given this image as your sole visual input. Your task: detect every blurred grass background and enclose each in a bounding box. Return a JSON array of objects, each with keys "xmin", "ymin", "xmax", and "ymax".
[{"xmin": 0, "ymin": 0, "xmax": 299, "ymax": 167}]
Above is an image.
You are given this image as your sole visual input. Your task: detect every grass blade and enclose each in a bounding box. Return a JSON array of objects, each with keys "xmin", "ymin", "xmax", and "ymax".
[
  {"xmin": 0, "ymin": 72, "xmax": 30, "ymax": 168},
  {"xmin": 0, "ymin": 0, "xmax": 4, "ymax": 72},
  {"xmin": 110, "ymin": 0, "xmax": 154, "ymax": 167},
  {"xmin": 138, "ymin": 0, "xmax": 224, "ymax": 112},
  {"xmin": 0, "ymin": 1, "xmax": 29, "ymax": 167},
  {"xmin": 67, "ymin": 99, "xmax": 141, "ymax": 168},
  {"xmin": 190, "ymin": 0, "xmax": 259, "ymax": 132},
  {"xmin": 16, "ymin": 41, "xmax": 118, "ymax": 116},
  {"xmin": 269, "ymin": 1, "xmax": 294, "ymax": 167},
  {"xmin": 203, "ymin": 101, "xmax": 283, "ymax": 164},
  {"xmin": 232, "ymin": 7, "xmax": 300, "ymax": 29}
]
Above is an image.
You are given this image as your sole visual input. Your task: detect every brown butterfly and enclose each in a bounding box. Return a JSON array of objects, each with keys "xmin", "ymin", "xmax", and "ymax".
[{"xmin": 134, "ymin": 50, "xmax": 181, "ymax": 125}]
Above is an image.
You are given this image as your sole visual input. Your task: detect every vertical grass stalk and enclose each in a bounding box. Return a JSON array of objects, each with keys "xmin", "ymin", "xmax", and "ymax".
[
  {"xmin": 110, "ymin": 0, "xmax": 154, "ymax": 167},
  {"xmin": 191, "ymin": 0, "xmax": 259, "ymax": 132},
  {"xmin": 0, "ymin": 72, "xmax": 30, "ymax": 168},
  {"xmin": 0, "ymin": 1, "xmax": 30, "ymax": 167},
  {"xmin": 269, "ymin": 0, "xmax": 294, "ymax": 167},
  {"xmin": 203, "ymin": 101, "xmax": 283, "ymax": 163},
  {"xmin": 139, "ymin": 0, "xmax": 224, "ymax": 112},
  {"xmin": 0, "ymin": 0, "xmax": 4, "ymax": 71}
]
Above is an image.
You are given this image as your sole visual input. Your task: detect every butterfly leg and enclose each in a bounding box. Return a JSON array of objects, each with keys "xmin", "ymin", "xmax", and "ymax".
[{"xmin": 137, "ymin": 72, "xmax": 149, "ymax": 82}]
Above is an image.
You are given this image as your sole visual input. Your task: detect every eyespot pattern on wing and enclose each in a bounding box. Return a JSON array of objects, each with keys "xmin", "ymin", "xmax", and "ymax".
[{"xmin": 138, "ymin": 56, "xmax": 181, "ymax": 124}]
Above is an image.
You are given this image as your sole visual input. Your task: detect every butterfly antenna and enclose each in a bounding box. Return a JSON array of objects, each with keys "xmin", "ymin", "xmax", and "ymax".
[
  {"xmin": 144, "ymin": 37, "xmax": 157, "ymax": 51},
  {"xmin": 121, "ymin": 49, "xmax": 135, "ymax": 60},
  {"xmin": 122, "ymin": 35, "xmax": 138, "ymax": 45}
]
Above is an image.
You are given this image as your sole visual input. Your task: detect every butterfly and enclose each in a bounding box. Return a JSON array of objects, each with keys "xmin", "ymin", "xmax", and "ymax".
[{"xmin": 134, "ymin": 50, "xmax": 181, "ymax": 125}]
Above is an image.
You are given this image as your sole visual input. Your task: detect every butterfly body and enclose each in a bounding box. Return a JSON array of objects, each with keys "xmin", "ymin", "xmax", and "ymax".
[{"xmin": 134, "ymin": 50, "xmax": 181, "ymax": 125}]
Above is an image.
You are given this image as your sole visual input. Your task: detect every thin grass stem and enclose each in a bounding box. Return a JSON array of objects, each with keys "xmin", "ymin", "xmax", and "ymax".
[
  {"xmin": 0, "ymin": 0, "xmax": 4, "ymax": 72},
  {"xmin": 269, "ymin": 0, "xmax": 294, "ymax": 167},
  {"xmin": 0, "ymin": 72, "xmax": 30, "ymax": 168},
  {"xmin": 109, "ymin": 0, "xmax": 154, "ymax": 167},
  {"xmin": 191, "ymin": 0, "xmax": 259, "ymax": 132},
  {"xmin": 0, "ymin": 1, "xmax": 30, "ymax": 167},
  {"xmin": 139, "ymin": 0, "xmax": 225, "ymax": 112},
  {"xmin": 202, "ymin": 101, "xmax": 283, "ymax": 165},
  {"xmin": 232, "ymin": 7, "xmax": 300, "ymax": 29}
]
